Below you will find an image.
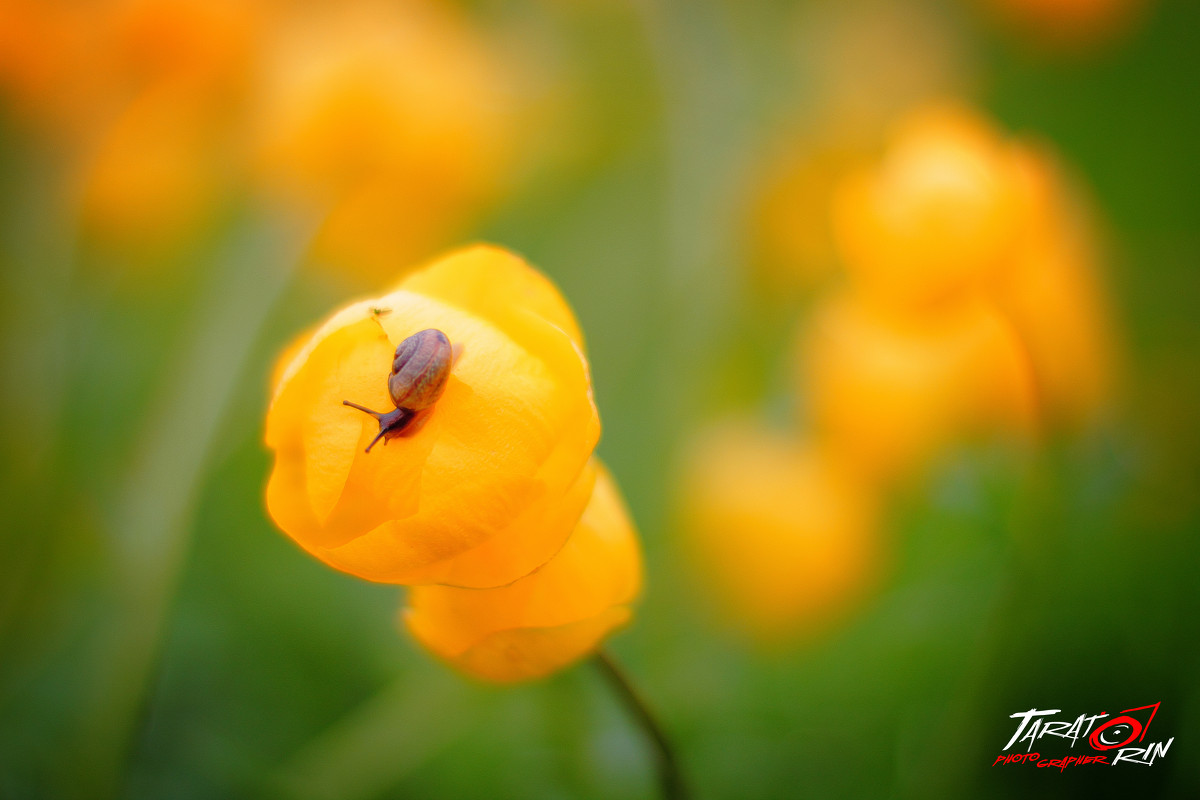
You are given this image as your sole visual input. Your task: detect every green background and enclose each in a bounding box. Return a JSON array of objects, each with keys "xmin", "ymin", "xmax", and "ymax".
[{"xmin": 1, "ymin": 0, "xmax": 1198, "ymax": 797}]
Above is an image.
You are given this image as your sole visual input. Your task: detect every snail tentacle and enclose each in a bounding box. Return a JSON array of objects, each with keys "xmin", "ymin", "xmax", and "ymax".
[{"xmin": 342, "ymin": 400, "xmax": 388, "ymax": 419}]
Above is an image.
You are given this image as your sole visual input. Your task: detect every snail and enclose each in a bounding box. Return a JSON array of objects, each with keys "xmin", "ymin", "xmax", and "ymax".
[{"xmin": 343, "ymin": 328, "xmax": 455, "ymax": 453}]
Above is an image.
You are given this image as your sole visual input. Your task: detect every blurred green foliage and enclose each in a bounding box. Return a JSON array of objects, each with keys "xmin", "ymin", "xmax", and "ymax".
[{"xmin": 1, "ymin": 0, "xmax": 1199, "ymax": 798}]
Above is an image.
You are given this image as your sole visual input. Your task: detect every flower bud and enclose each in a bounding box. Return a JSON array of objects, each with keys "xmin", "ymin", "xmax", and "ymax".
[
  {"xmin": 798, "ymin": 292, "xmax": 1038, "ymax": 483},
  {"xmin": 681, "ymin": 423, "xmax": 880, "ymax": 643},
  {"xmin": 265, "ymin": 245, "xmax": 599, "ymax": 588},
  {"xmin": 404, "ymin": 462, "xmax": 642, "ymax": 683}
]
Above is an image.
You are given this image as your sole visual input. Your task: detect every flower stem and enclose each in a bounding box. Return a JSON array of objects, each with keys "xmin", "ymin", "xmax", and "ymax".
[{"xmin": 593, "ymin": 649, "xmax": 689, "ymax": 800}]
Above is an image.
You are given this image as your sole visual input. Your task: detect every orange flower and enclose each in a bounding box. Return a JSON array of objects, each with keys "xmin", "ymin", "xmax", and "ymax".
[
  {"xmin": 799, "ymin": 292, "xmax": 1038, "ymax": 484},
  {"xmin": 0, "ymin": 0, "xmax": 105, "ymax": 136},
  {"xmin": 681, "ymin": 422, "xmax": 880, "ymax": 642},
  {"xmin": 0, "ymin": 0, "xmax": 263, "ymax": 254},
  {"xmin": 107, "ymin": 0, "xmax": 257, "ymax": 92},
  {"xmin": 264, "ymin": 245, "xmax": 600, "ymax": 588},
  {"xmin": 250, "ymin": 0, "xmax": 520, "ymax": 281},
  {"xmin": 0, "ymin": 0, "xmax": 259, "ymax": 137},
  {"xmin": 405, "ymin": 461, "xmax": 642, "ymax": 683},
  {"xmin": 981, "ymin": 0, "xmax": 1147, "ymax": 48},
  {"xmin": 832, "ymin": 105, "xmax": 1040, "ymax": 309}
]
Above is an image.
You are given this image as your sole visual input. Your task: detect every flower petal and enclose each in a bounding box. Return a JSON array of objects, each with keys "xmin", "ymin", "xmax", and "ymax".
[
  {"xmin": 404, "ymin": 462, "xmax": 641, "ymax": 680},
  {"xmin": 399, "ymin": 244, "xmax": 585, "ymax": 348}
]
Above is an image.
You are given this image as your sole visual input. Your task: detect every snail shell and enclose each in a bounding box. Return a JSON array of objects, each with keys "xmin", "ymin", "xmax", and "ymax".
[
  {"xmin": 342, "ymin": 327, "xmax": 455, "ymax": 453},
  {"xmin": 388, "ymin": 328, "xmax": 453, "ymax": 410}
]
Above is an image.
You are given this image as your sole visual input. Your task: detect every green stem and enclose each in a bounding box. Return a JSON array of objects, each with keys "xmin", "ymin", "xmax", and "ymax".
[
  {"xmin": 593, "ymin": 649, "xmax": 689, "ymax": 800},
  {"xmin": 71, "ymin": 215, "xmax": 310, "ymax": 799}
]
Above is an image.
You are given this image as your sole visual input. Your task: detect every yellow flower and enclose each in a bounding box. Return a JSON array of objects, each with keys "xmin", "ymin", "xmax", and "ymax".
[
  {"xmin": 250, "ymin": 0, "xmax": 519, "ymax": 281},
  {"xmin": 681, "ymin": 422, "xmax": 880, "ymax": 642},
  {"xmin": 77, "ymin": 81, "xmax": 231, "ymax": 250},
  {"xmin": 744, "ymin": 0, "xmax": 971, "ymax": 295},
  {"xmin": 799, "ymin": 292, "xmax": 1038, "ymax": 484},
  {"xmin": 993, "ymin": 225, "xmax": 1116, "ymax": 429},
  {"xmin": 745, "ymin": 132, "xmax": 866, "ymax": 293},
  {"xmin": 824, "ymin": 103, "xmax": 1117, "ymax": 446},
  {"xmin": 265, "ymin": 245, "xmax": 600, "ymax": 588},
  {"xmin": 832, "ymin": 104, "xmax": 1039, "ymax": 309},
  {"xmin": 404, "ymin": 461, "xmax": 642, "ymax": 683}
]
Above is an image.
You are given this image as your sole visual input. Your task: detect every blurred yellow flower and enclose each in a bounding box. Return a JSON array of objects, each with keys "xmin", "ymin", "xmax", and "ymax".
[
  {"xmin": 832, "ymin": 105, "xmax": 1040, "ymax": 310},
  {"xmin": 745, "ymin": 133, "xmax": 866, "ymax": 293},
  {"xmin": 4, "ymin": 0, "xmax": 529, "ymax": 268},
  {"xmin": 681, "ymin": 422, "xmax": 880, "ymax": 643},
  {"xmin": 77, "ymin": 81, "xmax": 232, "ymax": 249},
  {"xmin": 405, "ymin": 461, "xmax": 642, "ymax": 683},
  {"xmin": 265, "ymin": 245, "xmax": 600, "ymax": 589},
  {"xmin": 993, "ymin": 224, "xmax": 1117, "ymax": 429},
  {"xmin": 799, "ymin": 292, "xmax": 1038, "ymax": 484},
  {"xmin": 795, "ymin": 0, "xmax": 973, "ymax": 135},
  {"xmin": 810, "ymin": 102, "xmax": 1119, "ymax": 457},
  {"xmin": 250, "ymin": 0, "xmax": 521, "ymax": 281},
  {"xmin": 745, "ymin": 0, "xmax": 972, "ymax": 294},
  {"xmin": 1, "ymin": 0, "xmax": 263, "ymax": 253}
]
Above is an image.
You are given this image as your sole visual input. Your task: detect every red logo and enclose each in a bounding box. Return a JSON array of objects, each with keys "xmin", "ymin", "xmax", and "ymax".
[{"xmin": 1088, "ymin": 703, "xmax": 1159, "ymax": 750}]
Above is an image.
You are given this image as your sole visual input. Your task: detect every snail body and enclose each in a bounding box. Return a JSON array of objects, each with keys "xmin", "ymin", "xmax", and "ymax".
[{"xmin": 343, "ymin": 328, "xmax": 454, "ymax": 453}]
